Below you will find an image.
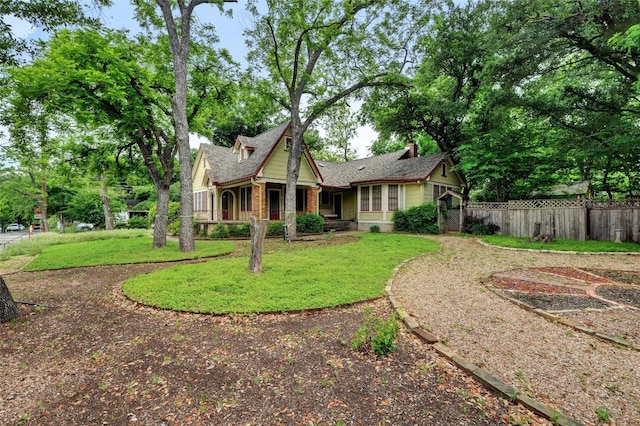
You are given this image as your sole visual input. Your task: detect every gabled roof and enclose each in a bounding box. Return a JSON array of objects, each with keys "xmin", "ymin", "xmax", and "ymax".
[
  {"xmin": 201, "ymin": 122, "xmax": 291, "ymax": 186},
  {"xmin": 318, "ymin": 150, "xmax": 448, "ymax": 189}
]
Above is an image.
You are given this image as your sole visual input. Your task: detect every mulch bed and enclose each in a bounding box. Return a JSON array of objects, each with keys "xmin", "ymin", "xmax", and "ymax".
[
  {"xmin": 596, "ymin": 286, "xmax": 640, "ymax": 309},
  {"xmin": 509, "ymin": 293, "xmax": 612, "ymax": 311},
  {"xmin": 0, "ymin": 262, "xmax": 544, "ymax": 426}
]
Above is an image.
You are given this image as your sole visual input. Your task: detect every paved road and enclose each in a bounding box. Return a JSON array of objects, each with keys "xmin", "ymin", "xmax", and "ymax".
[{"xmin": 0, "ymin": 231, "xmax": 29, "ymax": 249}]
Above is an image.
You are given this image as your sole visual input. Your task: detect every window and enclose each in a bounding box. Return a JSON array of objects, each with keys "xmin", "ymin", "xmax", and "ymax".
[
  {"xmin": 433, "ymin": 184, "xmax": 453, "ymax": 208},
  {"xmin": 441, "ymin": 162, "xmax": 447, "ymax": 177},
  {"xmin": 240, "ymin": 187, "xmax": 252, "ymax": 212},
  {"xmin": 284, "ymin": 136, "xmax": 292, "ymax": 151},
  {"xmin": 360, "ymin": 186, "xmax": 370, "ymax": 211},
  {"xmin": 296, "ymin": 188, "xmax": 306, "ymax": 212},
  {"xmin": 372, "ymin": 185, "xmax": 382, "ymax": 211},
  {"xmin": 193, "ymin": 191, "xmax": 207, "ymax": 212},
  {"xmin": 321, "ymin": 191, "xmax": 330, "ymax": 206},
  {"xmin": 388, "ymin": 185, "xmax": 398, "ymax": 211}
]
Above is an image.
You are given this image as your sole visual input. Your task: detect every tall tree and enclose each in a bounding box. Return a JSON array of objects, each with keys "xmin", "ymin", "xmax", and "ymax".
[
  {"xmin": 363, "ymin": 0, "xmax": 495, "ymax": 162},
  {"xmin": 7, "ymin": 28, "xmax": 233, "ymax": 246},
  {"xmin": 132, "ymin": 0, "xmax": 237, "ymax": 252},
  {"xmin": 246, "ymin": 0, "xmax": 427, "ymax": 240}
]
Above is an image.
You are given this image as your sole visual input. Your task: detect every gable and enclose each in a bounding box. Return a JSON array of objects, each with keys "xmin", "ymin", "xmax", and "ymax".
[{"xmin": 261, "ymin": 136, "xmax": 319, "ymax": 183}]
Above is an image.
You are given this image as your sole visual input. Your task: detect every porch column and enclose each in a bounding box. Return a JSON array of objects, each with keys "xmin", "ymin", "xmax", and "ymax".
[
  {"xmin": 307, "ymin": 187, "xmax": 318, "ymax": 214},
  {"xmin": 252, "ymin": 183, "xmax": 267, "ymax": 220}
]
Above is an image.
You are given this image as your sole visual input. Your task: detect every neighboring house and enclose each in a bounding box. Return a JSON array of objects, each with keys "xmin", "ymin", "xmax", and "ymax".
[{"xmin": 192, "ymin": 122, "xmax": 466, "ymax": 232}]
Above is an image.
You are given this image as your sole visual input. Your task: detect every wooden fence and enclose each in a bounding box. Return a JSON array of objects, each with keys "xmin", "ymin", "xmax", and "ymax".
[{"xmin": 465, "ymin": 199, "xmax": 640, "ymax": 242}]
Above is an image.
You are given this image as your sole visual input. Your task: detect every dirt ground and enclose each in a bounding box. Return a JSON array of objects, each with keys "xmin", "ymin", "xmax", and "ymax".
[{"xmin": 0, "ymin": 256, "xmax": 546, "ymax": 425}]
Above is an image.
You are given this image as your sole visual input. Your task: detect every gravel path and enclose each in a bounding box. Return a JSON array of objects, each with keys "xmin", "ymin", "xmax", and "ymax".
[{"xmin": 392, "ymin": 236, "xmax": 640, "ymax": 426}]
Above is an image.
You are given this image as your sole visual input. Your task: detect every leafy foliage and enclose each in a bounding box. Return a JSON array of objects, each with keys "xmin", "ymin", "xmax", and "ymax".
[
  {"xmin": 393, "ymin": 203, "xmax": 440, "ymax": 234},
  {"xmin": 461, "ymin": 216, "xmax": 499, "ymax": 235},
  {"xmin": 296, "ymin": 213, "xmax": 324, "ymax": 234},
  {"xmin": 351, "ymin": 311, "xmax": 400, "ymax": 356}
]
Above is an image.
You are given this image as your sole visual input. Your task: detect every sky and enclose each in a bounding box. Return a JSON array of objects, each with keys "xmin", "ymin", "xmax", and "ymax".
[{"xmin": 5, "ymin": 0, "xmax": 377, "ymax": 158}]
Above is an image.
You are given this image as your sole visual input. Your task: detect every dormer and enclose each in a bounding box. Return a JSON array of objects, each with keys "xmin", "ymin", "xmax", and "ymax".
[{"xmin": 232, "ymin": 137, "xmax": 254, "ymax": 162}]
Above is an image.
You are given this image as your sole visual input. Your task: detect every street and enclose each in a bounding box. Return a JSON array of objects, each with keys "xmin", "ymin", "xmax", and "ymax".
[{"xmin": 0, "ymin": 230, "xmax": 29, "ymax": 250}]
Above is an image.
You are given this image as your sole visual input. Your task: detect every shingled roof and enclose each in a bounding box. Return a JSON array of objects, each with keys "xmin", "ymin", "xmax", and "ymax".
[
  {"xmin": 317, "ymin": 150, "xmax": 448, "ymax": 189},
  {"xmin": 201, "ymin": 122, "xmax": 291, "ymax": 185}
]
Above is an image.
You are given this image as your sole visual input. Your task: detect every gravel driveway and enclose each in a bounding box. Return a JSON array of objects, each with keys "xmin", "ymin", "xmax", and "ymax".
[{"xmin": 392, "ymin": 236, "xmax": 640, "ymax": 426}]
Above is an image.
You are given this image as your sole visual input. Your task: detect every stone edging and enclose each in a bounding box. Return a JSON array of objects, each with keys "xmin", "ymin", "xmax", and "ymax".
[
  {"xmin": 477, "ymin": 238, "xmax": 640, "ymax": 255},
  {"xmin": 385, "ymin": 256, "xmax": 586, "ymax": 426}
]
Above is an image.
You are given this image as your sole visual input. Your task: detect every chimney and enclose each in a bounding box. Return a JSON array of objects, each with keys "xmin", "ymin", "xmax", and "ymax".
[{"xmin": 407, "ymin": 141, "xmax": 417, "ymax": 158}]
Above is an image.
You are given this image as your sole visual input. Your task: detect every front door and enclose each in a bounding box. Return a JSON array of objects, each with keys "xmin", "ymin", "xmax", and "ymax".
[
  {"xmin": 221, "ymin": 191, "xmax": 230, "ymax": 220},
  {"xmin": 269, "ymin": 190, "xmax": 280, "ymax": 220},
  {"xmin": 334, "ymin": 194, "xmax": 342, "ymax": 219}
]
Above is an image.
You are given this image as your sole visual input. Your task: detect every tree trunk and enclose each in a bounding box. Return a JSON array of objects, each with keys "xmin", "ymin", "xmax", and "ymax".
[
  {"xmin": 100, "ymin": 177, "xmax": 115, "ymax": 231},
  {"xmin": 249, "ymin": 216, "xmax": 269, "ymax": 273},
  {"xmin": 153, "ymin": 183, "xmax": 171, "ymax": 249},
  {"xmin": 284, "ymin": 119, "xmax": 304, "ymax": 242},
  {"xmin": 57, "ymin": 213, "xmax": 65, "ymax": 233},
  {"xmin": 533, "ymin": 222, "xmax": 541, "ymax": 239},
  {"xmin": 0, "ymin": 276, "xmax": 19, "ymax": 324}
]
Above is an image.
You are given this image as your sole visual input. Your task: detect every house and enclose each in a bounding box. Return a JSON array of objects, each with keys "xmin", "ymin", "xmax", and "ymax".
[{"xmin": 191, "ymin": 122, "xmax": 466, "ymax": 232}]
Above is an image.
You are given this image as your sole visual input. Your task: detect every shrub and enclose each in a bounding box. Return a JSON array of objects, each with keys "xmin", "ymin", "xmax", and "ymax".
[
  {"xmin": 351, "ymin": 312, "xmax": 400, "ymax": 356},
  {"xmin": 369, "ymin": 225, "xmax": 380, "ymax": 233},
  {"xmin": 209, "ymin": 223, "xmax": 230, "ymax": 239},
  {"xmin": 148, "ymin": 201, "xmax": 180, "ymax": 226},
  {"xmin": 296, "ymin": 213, "xmax": 324, "ymax": 233},
  {"xmin": 127, "ymin": 216, "xmax": 149, "ymax": 229},
  {"xmin": 393, "ymin": 203, "xmax": 440, "ymax": 234},
  {"xmin": 167, "ymin": 219, "xmax": 180, "ymax": 236},
  {"xmin": 228, "ymin": 223, "xmax": 251, "ymax": 238},
  {"xmin": 462, "ymin": 216, "xmax": 499, "ymax": 235},
  {"xmin": 267, "ymin": 221, "xmax": 285, "ymax": 237}
]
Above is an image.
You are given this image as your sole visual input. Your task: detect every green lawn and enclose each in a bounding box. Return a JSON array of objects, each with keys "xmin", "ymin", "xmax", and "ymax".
[
  {"xmin": 122, "ymin": 233, "xmax": 439, "ymax": 314},
  {"xmin": 24, "ymin": 236, "xmax": 234, "ymax": 271},
  {"xmin": 480, "ymin": 234, "xmax": 640, "ymax": 253}
]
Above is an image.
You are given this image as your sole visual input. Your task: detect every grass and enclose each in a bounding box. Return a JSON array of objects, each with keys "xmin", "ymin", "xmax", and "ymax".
[
  {"xmin": 122, "ymin": 233, "xmax": 439, "ymax": 314},
  {"xmin": 3, "ymin": 230, "xmax": 234, "ymax": 271},
  {"xmin": 480, "ymin": 235, "xmax": 640, "ymax": 253}
]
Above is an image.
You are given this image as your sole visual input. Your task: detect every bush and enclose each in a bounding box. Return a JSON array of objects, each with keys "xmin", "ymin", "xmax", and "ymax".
[
  {"xmin": 209, "ymin": 223, "xmax": 230, "ymax": 239},
  {"xmin": 127, "ymin": 216, "xmax": 149, "ymax": 229},
  {"xmin": 267, "ymin": 221, "xmax": 285, "ymax": 237},
  {"xmin": 167, "ymin": 219, "xmax": 180, "ymax": 236},
  {"xmin": 351, "ymin": 312, "xmax": 400, "ymax": 356},
  {"xmin": 369, "ymin": 225, "xmax": 380, "ymax": 233},
  {"xmin": 462, "ymin": 216, "xmax": 500, "ymax": 235},
  {"xmin": 148, "ymin": 201, "xmax": 180, "ymax": 226},
  {"xmin": 393, "ymin": 203, "xmax": 440, "ymax": 234},
  {"xmin": 228, "ymin": 223, "xmax": 251, "ymax": 238},
  {"xmin": 296, "ymin": 213, "xmax": 324, "ymax": 233}
]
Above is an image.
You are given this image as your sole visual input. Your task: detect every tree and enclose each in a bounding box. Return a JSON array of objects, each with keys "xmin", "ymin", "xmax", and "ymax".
[
  {"xmin": 133, "ymin": 0, "xmax": 238, "ymax": 252},
  {"xmin": 7, "ymin": 28, "xmax": 233, "ymax": 246},
  {"xmin": 363, "ymin": 0, "xmax": 495, "ymax": 163},
  {"xmin": 246, "ymin": 0, "xmax": 426, "ymax": 240},
  {"xmin": 316, "ymin": 103, "xmax": 358, "ymax": 162},
  {"xmin": 0, "ymin": 0, "xmax": 110, "ymax": 66}
]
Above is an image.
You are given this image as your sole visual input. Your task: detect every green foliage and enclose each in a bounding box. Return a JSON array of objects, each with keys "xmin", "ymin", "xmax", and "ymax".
[
  {"xmin": 351, "ymin": 311, "xmax": 400, "ymax": 356},
  {"xmin": 296, "ymin": 213, "xmax": 324, "ymax": 233},
  {"xmin": 369, "ymin": 225, "xmax": 381, "ymax": 233},
  {"xmin": 127, "ymin": 216, "xmax": 149, "ymax": 229},
  {"xmin": 122, "ymin": 233, "xmax": 440, "ymax": 314},
  {"xmin": 267, "ymin": 221, "xmax": 285, "ymax": 237},
  {"xmin": 209, "ymin": 223, "xmax": 230, "ymax": 239},
  {"xmin": 393, "ymin": 203, "xmax": 440, "ymax": 234},
  {"xmin": 462, "ymin": 216, "xmax": 499, "ymax": 235},
  {"xmin": 167, "ymin": 219, "xmax": 180, "ymax": 236},
  {"xmin": 149, "ymin": 202, "xmax": 181, "ymax": 226},
  {"xmin": 228, "ymin": 223, "xmax": 251, "ymax": 238}
]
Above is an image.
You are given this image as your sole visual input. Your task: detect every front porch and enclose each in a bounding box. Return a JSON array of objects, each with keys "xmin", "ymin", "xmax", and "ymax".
[{"xmin": 194, "ymin": 182, "xmax": 319, "ymax": 225}]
